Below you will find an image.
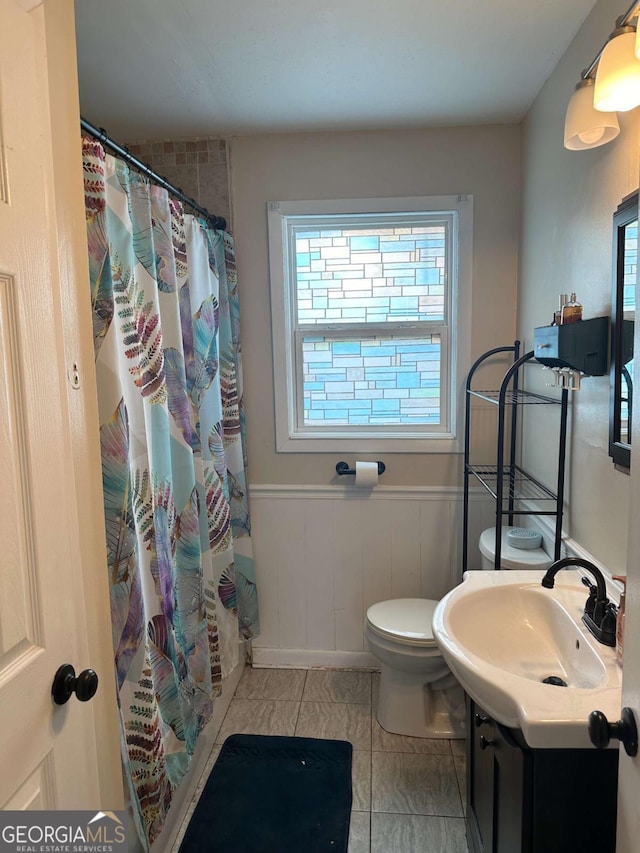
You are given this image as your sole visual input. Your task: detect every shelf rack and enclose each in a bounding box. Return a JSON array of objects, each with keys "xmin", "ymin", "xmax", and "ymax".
[{"xmin": 462, "ymin": 342, "xmax": 569, "ymax": 573}]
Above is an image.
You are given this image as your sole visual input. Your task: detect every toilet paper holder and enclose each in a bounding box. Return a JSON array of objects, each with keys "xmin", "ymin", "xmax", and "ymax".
[{"xmin": 335, "ymin": 461, "xmax": 386, "ymax": 476}]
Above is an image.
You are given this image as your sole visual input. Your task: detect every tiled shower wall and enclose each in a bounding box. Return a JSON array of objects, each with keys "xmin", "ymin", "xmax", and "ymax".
[{"xmin": 124, "ymin": 137, "xmax": 231, "ymax": 228}]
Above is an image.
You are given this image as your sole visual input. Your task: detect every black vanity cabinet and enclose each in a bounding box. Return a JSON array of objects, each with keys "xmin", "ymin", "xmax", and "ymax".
[{"xmin": 467, "ymin": 698, "xmax": 618, "ymax": 853}]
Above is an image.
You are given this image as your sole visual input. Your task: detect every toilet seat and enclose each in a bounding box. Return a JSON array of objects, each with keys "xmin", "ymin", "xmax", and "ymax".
[
  {"xmin": 366, "ymin": 598, "xmax": 439, "ymax": 648},
  {"xmin": 365, "ymin": 597, "xmax": 465, "ymax": 738}
]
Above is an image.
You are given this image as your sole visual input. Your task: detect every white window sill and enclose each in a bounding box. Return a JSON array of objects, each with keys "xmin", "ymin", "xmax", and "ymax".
[{"xmin": 275, "ymin": 433, "xmax": 462, "ymax": 454}]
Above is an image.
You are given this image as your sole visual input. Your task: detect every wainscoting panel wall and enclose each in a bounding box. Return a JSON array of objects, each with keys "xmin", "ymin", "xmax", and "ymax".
[{"xmin": 249, "ymin": 485, "xmax": 494, "ymax": 668}]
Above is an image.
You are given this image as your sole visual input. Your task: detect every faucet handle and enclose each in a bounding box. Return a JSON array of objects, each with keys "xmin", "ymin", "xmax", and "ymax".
[
  {"xmin": 600, "ymin": 603, "xmax": 617, "ymax": 635},
  {"xmin": 592, "ymin": 598, "xmax": 608, "ymax": 626},
  {"xmin": 581, "ymin": 576, "xmax": 598, "ymax": 618}
]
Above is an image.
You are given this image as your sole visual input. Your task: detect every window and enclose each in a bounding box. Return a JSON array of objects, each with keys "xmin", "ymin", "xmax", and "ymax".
[{"xmin": 268, "ymin": 196, "xmax": 472, "ymax": 453}]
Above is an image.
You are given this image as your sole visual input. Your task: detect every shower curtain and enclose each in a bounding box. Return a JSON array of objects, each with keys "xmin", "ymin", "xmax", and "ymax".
[{"xmin": 82, "ymin": 137, "xmax": 259, "ymax": 849}]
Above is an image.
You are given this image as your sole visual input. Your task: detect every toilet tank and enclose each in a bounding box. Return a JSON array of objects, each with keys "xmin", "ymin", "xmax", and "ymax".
[{"xmin": 479, "ymin": 527, "xmax": 553, "ymax": 571}]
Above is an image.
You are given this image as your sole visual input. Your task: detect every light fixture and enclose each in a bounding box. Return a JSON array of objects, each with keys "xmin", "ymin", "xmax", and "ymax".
[
  {"xmin": 564, "ymin": 78, "xmax": 620, "ymax": 149},
  {"xmin": 563, "ymin": 2, "xmax": 640, "ymax": 152},
  {"xmin": 594, "ymin": 25, "xmax": 640, "ymax": 112}
]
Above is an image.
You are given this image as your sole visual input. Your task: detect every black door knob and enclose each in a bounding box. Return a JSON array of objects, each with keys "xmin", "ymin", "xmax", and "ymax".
[
  {"xmin": 588, "ymin": 707, "xmax": 638, "ymax": 757},
  {"xmin": 52, "ymin": 664, "xmax": 99, "ymax": 705}
]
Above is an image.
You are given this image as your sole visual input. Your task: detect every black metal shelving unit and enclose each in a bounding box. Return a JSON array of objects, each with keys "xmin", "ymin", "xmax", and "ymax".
[{"xmin": 462, "ymin": 342, "xmax": 569, "ymax": 573}]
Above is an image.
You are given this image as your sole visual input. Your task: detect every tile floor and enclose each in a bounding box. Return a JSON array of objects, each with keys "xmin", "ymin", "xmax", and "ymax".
[{"xmin": 180, "ymin": 668, "xmax": 469, "ymax": 853}]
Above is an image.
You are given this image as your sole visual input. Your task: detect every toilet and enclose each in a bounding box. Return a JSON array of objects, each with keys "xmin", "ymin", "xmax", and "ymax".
[
  {"xmin": 366, "ymin": 526, "xmax": 552, "ymax": 740},
  {"xmin": 479, "ymin": 526, "xmax": 553, "ymax": 571},
  {"xmin": 365, "ymin": 598, "xmax": 466, "ymax": 739}
]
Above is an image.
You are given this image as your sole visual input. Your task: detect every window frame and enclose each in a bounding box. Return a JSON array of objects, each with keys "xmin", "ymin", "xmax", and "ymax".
[{"xmin": 267, "ymin": 195, "xmax": 473, "ymax": 453}]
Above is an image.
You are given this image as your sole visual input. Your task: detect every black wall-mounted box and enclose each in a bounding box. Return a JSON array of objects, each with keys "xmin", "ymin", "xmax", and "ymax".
[{"xmin": 533, "ymin": 316, "xmax": 609, "ymax": 375}]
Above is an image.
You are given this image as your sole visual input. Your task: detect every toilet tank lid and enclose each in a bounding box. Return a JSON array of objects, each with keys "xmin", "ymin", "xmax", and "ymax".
[
  {"xmin": 479, "ymin": 527, "xmax": 552, "ymax": 568},
  {"xmin": 366, "ymin": 598, "xmax": 438, "ymax": 644}
]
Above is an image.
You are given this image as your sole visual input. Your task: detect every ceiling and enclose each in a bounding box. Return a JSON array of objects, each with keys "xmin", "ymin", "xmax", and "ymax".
[{"xmin": 74, "ymin": 0, "xmax": 600, "ymax": 140}]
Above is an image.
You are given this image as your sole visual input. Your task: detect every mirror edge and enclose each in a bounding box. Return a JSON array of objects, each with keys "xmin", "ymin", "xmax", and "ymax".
[{"xmin": 609, "ymin": 189, "xmax": 638, "ymax": 472}]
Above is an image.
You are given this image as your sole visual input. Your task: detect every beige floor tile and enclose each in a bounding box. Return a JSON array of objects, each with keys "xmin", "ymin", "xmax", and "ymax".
[
  {"xmin": 173, "ymin": 799, "xmax": 199, "ymax": 851},
  {"xmin": 303, "ymin": 670, "xmax": 372, "ymax": 704},
  {"xmin": 193, "ymin": 744, "xmax": 222, "ymax": 799},
  {"xmin": 172, "ymin": 743, "xmax": 223, "ymax": 852},
  {"xmin": 178, "ymin": 669, "xmax": 473, "ymax": 853},
  {"xmin": 372, "ymin": 717, "xmax": 452, "ymax": 754},
  {"xmin": 451, "ymin": 736, "xmax": 468, "ymax": 756},
  {"xmin": 371, "ymin": 813, "xmax": 468, "ymax": 853},
  {"xmin": 455, "ymin": 755, "xmax": 467, "ymax": 817},
  {"xmin": 234, "ymin": 667, "xmax": 306, "ymax": 701},
  {"xmin": 348, "ymin": 811, "xmax": 371, "ymax": 853},
  {"xmin": 296, "ymin": 701, "xmax": 372, "ymax": 751},
  {"xmin": 371, "ymin": 751, "xmax": 463, "ymax": 817},
  {"xmin": 352, "ymin": 750, "xmax": 371, "ymax": 812},
  {"xmin": 215, "ymin": 698, "xmax": 299, "ymax": 743}
]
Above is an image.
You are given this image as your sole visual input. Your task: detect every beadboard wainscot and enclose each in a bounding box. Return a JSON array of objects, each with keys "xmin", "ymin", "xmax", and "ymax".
[{"xmin": 248, "ymin": 484, "xmax": 494, "ymax": 669}]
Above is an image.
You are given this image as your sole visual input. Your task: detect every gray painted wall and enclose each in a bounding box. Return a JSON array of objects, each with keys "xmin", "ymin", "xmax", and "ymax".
[
  {"xmin": 230, "ymin": 126, "xmax": 521, "ymax": 486},
  {"xmin": 518, "ymin": 0, "xmax": 639, "ymax": 575}
]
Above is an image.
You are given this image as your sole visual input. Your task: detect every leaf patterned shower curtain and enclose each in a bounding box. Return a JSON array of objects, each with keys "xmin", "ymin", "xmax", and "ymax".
[{"xmin": 82, "ymin": 137, "xmax": 259, "ymax": 849}]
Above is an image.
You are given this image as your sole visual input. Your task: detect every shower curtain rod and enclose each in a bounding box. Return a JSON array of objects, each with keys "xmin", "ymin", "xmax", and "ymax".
[{"xmin": 80, "ymin": 118, "xmax": 227, "ymax": 231}]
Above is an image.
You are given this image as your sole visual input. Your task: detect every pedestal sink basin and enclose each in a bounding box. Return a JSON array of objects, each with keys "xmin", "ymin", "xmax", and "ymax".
[{"xmin": 432, "ymin": 570, "xmax": 622, "ymax": 748}]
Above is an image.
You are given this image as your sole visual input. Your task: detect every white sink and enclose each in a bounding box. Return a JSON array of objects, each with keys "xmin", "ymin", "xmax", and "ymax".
[{"xmin": 432, "ymin": 570, "xmax": 622, "ymax": 748}]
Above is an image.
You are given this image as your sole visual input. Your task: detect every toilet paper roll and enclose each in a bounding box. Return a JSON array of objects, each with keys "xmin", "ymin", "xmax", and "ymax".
[{"xmin": 355, "ymin": 460, "xmax": 379, "ymax": 488}]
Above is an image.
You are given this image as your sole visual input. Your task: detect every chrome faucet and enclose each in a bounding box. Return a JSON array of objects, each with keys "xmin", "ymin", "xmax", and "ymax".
[{"xmin": 541, "ymin": 557, "xmax": 616, "ymax": 646}]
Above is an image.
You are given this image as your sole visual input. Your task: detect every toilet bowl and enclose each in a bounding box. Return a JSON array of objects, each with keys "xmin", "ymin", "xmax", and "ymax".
[
  {"xmin": 479, "ymin": 526, "xmax": 553, "ymax": 571},
  {"xmin": 365, "ymin": 598, "xmax": 466, "ymax": 739}
]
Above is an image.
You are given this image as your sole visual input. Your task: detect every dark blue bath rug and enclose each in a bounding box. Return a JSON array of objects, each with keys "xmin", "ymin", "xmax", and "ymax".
[{"xmin": 179, "ymin": 734, "xmax": 353, "ymax": 853}]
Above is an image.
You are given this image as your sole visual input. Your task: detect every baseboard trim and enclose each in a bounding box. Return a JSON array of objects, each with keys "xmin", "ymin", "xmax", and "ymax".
[{"xmin": 251, "ymin": 647, "xmax": 380, "ymax": 670}]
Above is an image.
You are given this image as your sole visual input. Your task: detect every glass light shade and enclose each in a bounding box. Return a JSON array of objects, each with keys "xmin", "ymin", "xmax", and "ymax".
[
  {"xmin": 564, "ymin": 79, "xmax": 619, "ymax": 150},
  {"xmin": 636, "ymin": 20, "xmax": 640, "ymax": 59},
  {"xmin": 594, "ymin": 29, "xmax": 640, "ymax": 112}
]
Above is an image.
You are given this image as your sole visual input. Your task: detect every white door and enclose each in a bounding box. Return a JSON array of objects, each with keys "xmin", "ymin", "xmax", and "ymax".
[
  {"xmin": 616, "ymin": 546, "xmax": 640, "ymax": 845},
  {"xmin": 0, "ymin": 0, "xmax": 121, "ymax": 809},
  {"xmin": 615, "ymin": 156, "xmax": 640, "ymax": 846},
  {"xmin": 616, "ymin": 434, "xmax": 640, "ymax": 843}
]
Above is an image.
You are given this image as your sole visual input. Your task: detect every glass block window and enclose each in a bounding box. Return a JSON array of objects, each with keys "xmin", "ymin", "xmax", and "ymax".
[
  {"xmin": 294, "ymin": 226, "xmax": 446, "ymax": 324},
  {"xmin": 623, "ymin": 219, "xmax": 637, "ymax": 312},
  {"xmin": 268, "ymin": 196, "xmax": 473, "ymax": 452},
  {"xmin": 302, "ymin": 335, "xmax": 441, "ymax": 425},
  {"xmin": 621, "ymin": 218, "xmax": 637, "ymax": 439}
]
